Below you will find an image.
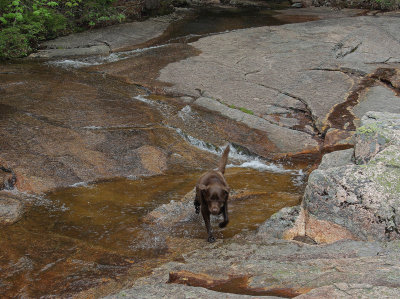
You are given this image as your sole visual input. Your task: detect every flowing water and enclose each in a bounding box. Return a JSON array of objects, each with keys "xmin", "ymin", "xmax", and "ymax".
[{"xmin": 0, "ymin": 5, "xmax": 316, "ymax": 298}]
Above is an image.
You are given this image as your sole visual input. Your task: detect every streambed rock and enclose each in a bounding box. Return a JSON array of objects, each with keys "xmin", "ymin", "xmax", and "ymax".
[{"xmin": 0, "ymin": 64, "xmax": 221, "ymax": 194}]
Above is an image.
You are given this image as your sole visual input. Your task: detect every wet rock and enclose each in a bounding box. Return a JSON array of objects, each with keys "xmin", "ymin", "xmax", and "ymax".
[
  {"xmin": 0, "ymin": 191, "xmax": 29, "ymax": 225},
  {"xmin": 144, "ymin": 189, "xmax": 195, "ymax": 226},
  {"xmin": 303, "ymin": 112, "xmax": 400, "ymax": 242},
  {"xmin": 144, "ymin": 0, "xmax": 161, "ymax": 10},
  {"xmin": 323, "ymin": 128, "xmax": 354, "ymax": 150},
  {"xmin": 136, "ymin": 145, "xmax": 167, "ymax": 175},
  {"xmin": 291, "ymin": 3, "xmax": 303, "ymax": 8},
  {"xmin": 0, "ymin": 64, "xmax": 219, "ymax": 194},
  {"xmin": 194, "ymin": 97, "xmax": 319, "ymax": 155},
  {"xmin": 30, "ymin": 14, "xmax": 179, "ymax": 58},
  {"xmin": 29, "ymin": 45, "xmax": 111, "ymax": 59},
  {"xmin": 144, "ymin": 188, "xmax": 273, "ymax": 228}
]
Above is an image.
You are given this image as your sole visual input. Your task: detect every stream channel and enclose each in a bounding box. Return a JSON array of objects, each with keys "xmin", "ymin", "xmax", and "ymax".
[{"xmin": 1, "ymin": 6, "xmax": 315, "ymax": 298}]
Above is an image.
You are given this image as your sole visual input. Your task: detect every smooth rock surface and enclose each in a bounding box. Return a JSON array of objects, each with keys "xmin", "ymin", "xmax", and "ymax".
[{"xmin": 158, "ymin": 12, "xmax": 400, "ymax": 154}]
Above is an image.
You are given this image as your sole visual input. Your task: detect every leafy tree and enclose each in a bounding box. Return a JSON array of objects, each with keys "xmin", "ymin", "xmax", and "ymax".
[{"xmin": 0, "ymin": 0, "xmax": 128, "ymax": 59}]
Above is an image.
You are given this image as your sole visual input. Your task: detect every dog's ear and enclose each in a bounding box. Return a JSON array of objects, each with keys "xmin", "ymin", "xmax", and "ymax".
[{"xmin": 198, "ymin": 184, "xmax": 208, "ymax": 197}]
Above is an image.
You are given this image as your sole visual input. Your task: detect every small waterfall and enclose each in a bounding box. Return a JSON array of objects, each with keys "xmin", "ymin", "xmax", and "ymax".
[
  {"xmin": 47, "ymin": 45, "xmax": 168, "ymax": 69},
  {"xmin": 172, "ymin": 126, "xmax": 302, "ymax": 175},
  {"xmin": 133, "ymin": 95, "xmax": 155, "ymax": 105}
]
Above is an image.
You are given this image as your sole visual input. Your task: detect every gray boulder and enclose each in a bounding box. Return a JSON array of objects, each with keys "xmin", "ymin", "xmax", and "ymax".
[{"xmin": 303, "ymin": 111, "xmax": 400, "ymax": 242}]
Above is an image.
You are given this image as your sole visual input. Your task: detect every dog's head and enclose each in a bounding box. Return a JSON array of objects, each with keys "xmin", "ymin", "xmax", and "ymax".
[{"xmin": 198, "ymin": 183, "xmax": 229, "ymax": 215}]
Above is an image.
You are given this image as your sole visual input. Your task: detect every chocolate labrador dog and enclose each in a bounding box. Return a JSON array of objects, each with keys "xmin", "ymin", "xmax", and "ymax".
[{"xmin": 194, "ymin": 145, "xmax": 230, "ymax": 242}]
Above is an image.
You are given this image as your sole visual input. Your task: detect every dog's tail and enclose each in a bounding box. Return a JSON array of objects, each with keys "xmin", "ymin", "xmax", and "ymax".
[{"xmin": 218, "ymin": 145, "xmax": 230, "ymax": 174}]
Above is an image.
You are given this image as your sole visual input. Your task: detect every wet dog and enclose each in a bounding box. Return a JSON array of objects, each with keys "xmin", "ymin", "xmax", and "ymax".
[{"xmin": 194, "ymin": 145, "xmax": 230, "ymax": 243}]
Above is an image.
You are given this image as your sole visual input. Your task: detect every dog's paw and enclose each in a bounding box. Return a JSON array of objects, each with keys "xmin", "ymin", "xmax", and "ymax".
[
  {"xmin": 219, "ymin": 221, "xmax": 229, "ymax": 228},
  {"xmin": 207, "ymin": 236, "xmax": 215, "ymax": 243}
]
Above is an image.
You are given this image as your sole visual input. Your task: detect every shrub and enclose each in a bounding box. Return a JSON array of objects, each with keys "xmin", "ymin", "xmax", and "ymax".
[{"xmin": 0, "ymin": 27, "xmax": 31, "ymax": 59}]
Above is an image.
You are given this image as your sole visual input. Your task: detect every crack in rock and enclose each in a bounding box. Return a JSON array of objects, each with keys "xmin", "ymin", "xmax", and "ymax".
[
  {"xmin": 334, "ymin": 41, "xmax": 362, "ymax": 59},
  {"xmin": 255, "ymin": 82, "xmax": 321, "ymax": 135},
  {"xmin": 310, "ymin": 67, "xmax": 368, "ymax": 77}
]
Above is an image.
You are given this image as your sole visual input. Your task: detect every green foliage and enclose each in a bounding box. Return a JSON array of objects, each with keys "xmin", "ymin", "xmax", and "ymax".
[
  {"xmin": 0, "ymin": 0, "xmax": 127, "ymax": 59},
  {"xmin": 356, "ymin": 123, "xmax": 379, "ymax": 135},
  {"xmin": 373, "ymin": 0, "xmax": 400, "ymax": 9},
  {"xmin": 0, "ymin": 27, "xmax": 31, "ymax": 59},
  {"xmin": 227, "ymin": 103, "xmax": 254, "ymax": 115},
  {"xmin": 330, "ymin": 0, "xmax": 400, "ymax": 10},
  {"xmin": 239, "ymin": 107, "xmax": 254, "ymax": 115}
]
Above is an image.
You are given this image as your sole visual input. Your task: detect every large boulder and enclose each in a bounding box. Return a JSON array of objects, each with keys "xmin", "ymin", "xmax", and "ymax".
[
  {"xmin": 259, "ymin": 112, "xmax": 400, "ymax": 243},
  {"xmin": 303, "ymin": 112, "xmax": 400, "ymax": 242}
]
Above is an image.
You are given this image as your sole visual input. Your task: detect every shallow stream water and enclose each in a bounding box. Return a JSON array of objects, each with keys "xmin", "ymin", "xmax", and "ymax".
[{"xmin": 0, "ymin": 5, "xmax": 315, "ymax": 298}]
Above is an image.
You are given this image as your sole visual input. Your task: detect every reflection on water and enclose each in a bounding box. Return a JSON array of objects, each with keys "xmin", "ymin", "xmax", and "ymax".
[
  {"xmin": 0, "ymin": 166, "xmax": 304, "ymax": 297},
  {"xmin": 159, "ymin": 6, "xmax": 286, "ymax": 44}
]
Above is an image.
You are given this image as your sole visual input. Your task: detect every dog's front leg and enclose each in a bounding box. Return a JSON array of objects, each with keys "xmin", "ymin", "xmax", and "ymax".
[
  {"xmin": 219, "ymin": 202, "xmax": 229, "ymax": 228},
  {"xmin": 201, "ymin": 207, "xmax": 214, "ymax": 243}
]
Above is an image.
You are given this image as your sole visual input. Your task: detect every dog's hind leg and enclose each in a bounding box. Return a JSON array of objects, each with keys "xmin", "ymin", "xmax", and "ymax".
[
  {"xmin": 219, "ymin": 203, "xmax": 229, "ymax": 228},
  {"xmin": 194, "ymin": 187, "xmax": 201, "ymax": 214}
]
